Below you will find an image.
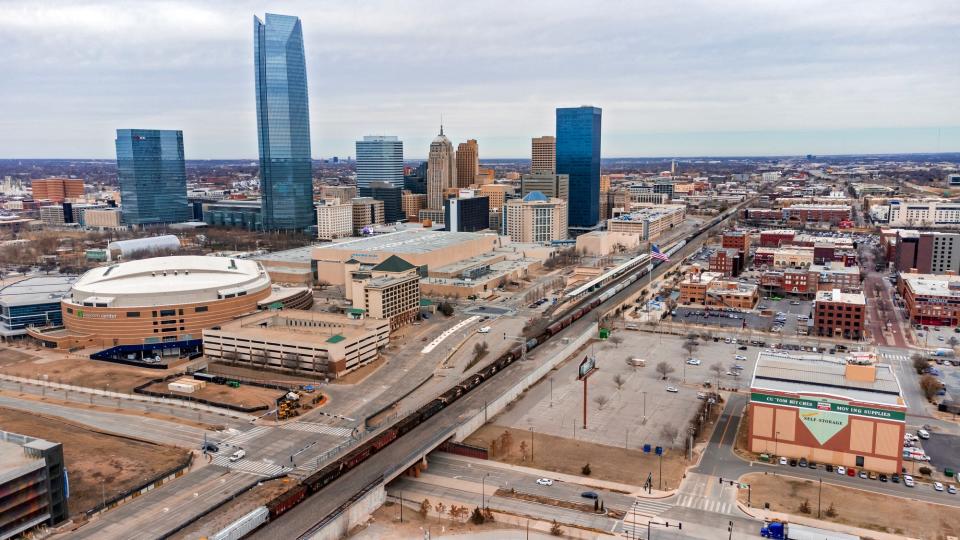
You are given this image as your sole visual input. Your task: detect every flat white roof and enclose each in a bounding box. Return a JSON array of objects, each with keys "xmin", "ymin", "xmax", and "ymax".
[
  {"xmin": 902, "ymin": 273, "xmax": 960, "ymax": 298},
  {"xmin": 69, "ymin": 256, "xmax": 271, "ymax": 307}
]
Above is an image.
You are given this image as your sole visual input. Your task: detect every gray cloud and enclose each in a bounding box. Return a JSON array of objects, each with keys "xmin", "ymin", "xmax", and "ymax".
[{"xmin": 0, "ymin": 0, "xmax": 958, "ymax": 158}]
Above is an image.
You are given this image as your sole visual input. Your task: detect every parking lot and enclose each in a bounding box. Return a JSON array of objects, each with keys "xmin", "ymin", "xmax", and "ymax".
[
  {"xmin": 493, "ymin": 331, "xmax": 761, "ymax": 452},
  {"xmin": 920, "ymin": 431, "xmax": 960, "ymax": 473},
  {"xmin": 673, "ymin": 306, "xmax": 768, "ymax": 330}
]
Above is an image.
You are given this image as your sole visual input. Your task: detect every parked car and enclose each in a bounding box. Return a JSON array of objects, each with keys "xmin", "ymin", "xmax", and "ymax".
[
  {"xmin": 201, "ymin": 442, "xmax": 219, "ymax": 453},
  {"xmin": 868, "ymin": 472, "xmax": 877, "ymax": 480},
  {"xmin": 581, "ymin": 491, "xmax": 599, "ymax": 500},
  {"xmin": 789, "ymin": 459, "xmax": 798, "ymax": 467},
  {"xmin": 808, "ymin": 461, "xmax": 817, "ymax": 470},
  {"xmin": 904, "ymin": 475, "xmax": 916, "ymax": 487},
  {"xmin": 847, "ymin": 468, "xmax": 856, "ymax": 477},
  {"xmin": 948, "ymin": 485, "xmax": 957, "ymax": 495},
  {"xmin": 836, "ymin": 466, "xmax": 845, "ymax": 475},
  {"xmin": 738, "ymin": 345, "xmax": 748, "ymax": 350},
  {"xmin": 666, "ymin": 386, "xmax": 679, "ymax": 393},
  {"xmin": 478, "ymin": 326, "xmax": 491, "ymax": 333},
  {"xmin": 859, "ymin": 471, "xmax": 868, "ymax": 479},
  {"xmin": 879, "ymin": 474, "xmax": 888, "ymax": 482},
  {"xmin": 799, "ymin": 458, "xmax": 808, "ymax": 468},
  {"xmin": 934, "ymin": 482, "xmax": 945, "ymax": 492},
  {"xmin": 780, "ymin": 457, "xmax": 788, "ymax": 466},
  {"xmin": 536, "ymin": 478, "xmax": 554, "ymax": 486},
  {"xmin": 735, "ymin": 355, "xmax": 747, "ymax": 361},
  {"xmin": 686, "ymin": 358, "xmax": 702, "ymax": 365},
  {"xmin": 918, "ymin": 429, "xmax": 931, "ymax": 439},
  {"xmin": 825, "ymin": 464, "xmax": 834, "ymax": 472},
  {"xmin": 891, "ymin": 474, "xmax": 900, "ymax": 483}
]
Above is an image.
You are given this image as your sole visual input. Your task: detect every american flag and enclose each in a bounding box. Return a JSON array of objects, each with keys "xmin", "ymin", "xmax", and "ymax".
[{"xmin": 651, "ymin": 244, "xmax": 670, "ymax": 262}]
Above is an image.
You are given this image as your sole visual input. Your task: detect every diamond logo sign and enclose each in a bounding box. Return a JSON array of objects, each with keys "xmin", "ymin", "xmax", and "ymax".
[{"xmin": 799, "ymin": 409, "xmax": 848, "ymax": 445}]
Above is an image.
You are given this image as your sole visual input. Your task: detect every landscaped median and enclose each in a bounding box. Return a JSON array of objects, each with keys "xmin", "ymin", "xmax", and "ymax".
[{"xmin": 736, "ymin": 472, "xmax": 960, "ymax": 539}]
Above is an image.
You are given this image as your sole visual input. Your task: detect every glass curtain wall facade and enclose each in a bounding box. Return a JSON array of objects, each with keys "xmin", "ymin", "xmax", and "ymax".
[
  {"xmin": 254, "ymin": 13, "xmax": 314, "ymax": 231},
  {"xmin": 556, "ymin": 106, "xmax": 602, "ymax": 228},
  {"xmin": 115, "ymin": 129, "xmax": 189, "ymax": 225},
  {"xmin": 356, "ymin": 136, "xmax": 404, "ymax": 189}
]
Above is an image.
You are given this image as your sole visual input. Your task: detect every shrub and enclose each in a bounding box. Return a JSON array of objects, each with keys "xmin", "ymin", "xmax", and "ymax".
[
  {"xmin": 798, "ymin": 499, "xmax": 811, "ymax": 514},
  {"xmin": 582, "ymin": 463, "xmax": 592, "ymax": 476}
]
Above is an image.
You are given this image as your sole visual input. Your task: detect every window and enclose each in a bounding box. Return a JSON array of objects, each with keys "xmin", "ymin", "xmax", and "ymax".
[
  {"xmin": 195, "ymin": 306, "xmax": 208, "ymax": 313},
  {"xmin": 159, "ymin": 309, "xmax": 175, "ymax": 317},
  {"xmin": 126, "ymin": 311, "xmax": 140, "ymax": 317}
]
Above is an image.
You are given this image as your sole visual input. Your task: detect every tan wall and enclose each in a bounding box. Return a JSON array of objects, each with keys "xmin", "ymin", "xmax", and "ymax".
[
  {"xmin": 748, "ymin": 402, "xmax": 904, "ymax": 474},
  {"xmin": 314, "ymin": 235, "xmax": 498, "ymax": 286},
  {"xmin": 47, "ymin": 287, "xmax": 271, "ymax": 348}
]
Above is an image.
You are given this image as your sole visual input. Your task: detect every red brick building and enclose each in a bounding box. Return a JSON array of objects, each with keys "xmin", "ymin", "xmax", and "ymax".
[
  {"xmin": 899, "ymin": 273, "xmax": 960, "ymax": 327},
  {"xmin": 722, "ymin": 231, "xmax": 751, "ymax": 254},
  {"xmin": 759, "ymin": 229, "xmax": 796, "ymax": 248},
  {"xmin": 784, "ymin": 205, "xmax": 852, "ymax": 224},
  {"xmin": 709, "ymin": 248, "xmax": 743, "ymax": 277},
  {"xmin": 813, "ymin": 289, "xmax": 866, "ymax": 340}
]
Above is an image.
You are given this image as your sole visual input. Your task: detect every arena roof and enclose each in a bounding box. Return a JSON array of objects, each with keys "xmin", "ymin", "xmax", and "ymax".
[{"xmin": 68, "ymin": 256, "xmax": 271, "ymax": 307}]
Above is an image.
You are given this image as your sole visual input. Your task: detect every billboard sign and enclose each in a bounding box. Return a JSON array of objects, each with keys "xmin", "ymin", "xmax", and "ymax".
[
  {"xmin": 578, "ymin": 356, "xmax": 597, "ymax": 380},
  {"xmin": 750, "ymin": 392, "xmax": 905, "ymax": 422}
]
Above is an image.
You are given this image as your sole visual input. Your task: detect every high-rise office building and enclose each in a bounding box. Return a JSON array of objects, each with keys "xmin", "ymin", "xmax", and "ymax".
[
  {"xmin": 445, "ymin": 195, "xmax": 490, "ymax": 233},
  {"xmin": 556, "ymin": 106, "xmax": 601, "ymax": 229},
  {"xmin": 31, "ymin": 178, "xmax": 84, "ymax": 202},
  {"xmin": 456, "ymin": 139, "xmax": 479, "ymax": 188},
  {"xmin": 115, "ymin": 129, "xmax": 189, "ymax": 225},
  {"xmin": 254, "ymin": 13, "xmax": 314, "ymax": 230},
  {"xmin": 356, "ymin": 136, "xmax": 404, "ymax": 222},
  {"xmin": 531, "ymin": 135, "xmax": 556, "ymax": 174},
  {"xmin": 356, "ymin": 136, "xmax": 403, "ymax": 189},
  {"xmin": 427, "ymin": 127, "xmax": 456, "ymax": 210},
  {"xmin": 404, "ymin": 162, "xmax": 428, "ymax": 194},
  {"xmin": 521, "ymin": 172, "xmax": 569, "ymax": 200}
]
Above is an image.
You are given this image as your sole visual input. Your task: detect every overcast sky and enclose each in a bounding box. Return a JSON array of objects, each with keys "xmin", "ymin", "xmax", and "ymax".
[{"xmin": 2, "ymin": 0, "xmax": 959, "ymax": 159}]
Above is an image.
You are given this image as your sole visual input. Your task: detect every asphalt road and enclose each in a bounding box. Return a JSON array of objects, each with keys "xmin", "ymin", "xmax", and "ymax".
[{"xmin": 0, "ymin": 393, "xmax": 212, "ymax": 448}]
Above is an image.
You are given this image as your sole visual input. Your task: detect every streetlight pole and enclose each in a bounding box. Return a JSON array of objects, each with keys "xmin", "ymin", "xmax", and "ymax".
[
  {"xmin": 481, "ymin": 473, "xmax": 490, "ymax": 508},
  {"xmin": 817, "ymin": 476, "xmax": 822, "ymax": 518},
  {"xmin": 775, "ymin": 430, "xmax": 780, "ymax": 457},
  {"xmin": 549, "ymin": 377, "xmax": 553, "ymax": 407},
  {"xmin": 642, "ymin": 391, "xmax": 647, "ymax": 421},
  {"xmin": 529, "ymin": 428, "xmax": 534, "ymax": 462}
]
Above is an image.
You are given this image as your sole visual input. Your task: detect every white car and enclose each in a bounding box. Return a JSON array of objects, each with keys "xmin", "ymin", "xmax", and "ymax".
[
  {"xmin": 686, "ymin": 358, "xmax": 702, "ymax": 365},
  {"xmin": 904, "ymin": 475, "xmax": 915, "ymax": 487},
  {"xmin": 735, "ymin": 355, "xmax": 747, "ymax": 361},
  {"xmin": 478, "ymin": 326, "xmax": 491, "ymax": 334},
  {"xmin": 229, "ymin": 449, "xmax": 246, "ymax": 462},
  {"xmin": 536, "ymin": 478, "xmax": 553, "ymax": 486},
  {"xmin": 918, "ymin": 429, "xmax": 931, "ymax": 439},
  {"xmin": 666, "ymin": 386, "xmax": 679, "ymax": 393},
  {"xmin": 836, "ymin": 466, "xmax": 845, "ymax": 475},
  {"xmin": 780, "ymin": 457, "xmax": 788, "ymax": 466},
  {"xmin": 934, "ymin": 482, "xmax": 944, "ymax": 492}
]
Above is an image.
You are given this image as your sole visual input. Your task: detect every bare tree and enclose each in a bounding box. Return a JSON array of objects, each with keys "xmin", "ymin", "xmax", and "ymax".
[
  {"xmin": 612, "ymin": 374, "xmax": 626, "ymax": 391},
  {"xmin": 610, "ymin": 336, "xmax": 623, "ymax": 348},
  {"xmin": 682, "ymin": 340, "xmax": 698, "ymax": 358},
  {"xmin": 911, "ymin": 354, "xmax": 929, "ymax": 375},
  {"xmin": 660, "ymin": 425, "xmax": 679, "ymax": 446},
  {"xmin": 655, "ymin": 361, "xmax": 675, "ymax": 380},
  {"xmin": 594, "ymin": 395, "xmax": 610, "ymax": 410},
  {"xmin": 920, "ymin": 375, "xmax": 942, "ymax": 401}
]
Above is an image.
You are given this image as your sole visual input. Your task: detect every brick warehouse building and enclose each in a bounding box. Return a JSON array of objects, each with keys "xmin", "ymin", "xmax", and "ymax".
[
  {"xmin": 813, "ymin": 289, "xmax": 866, "ymax": 340},
  {"xmin": 748, "ymin": 351, "xmax": 906, "ymax": 474}
]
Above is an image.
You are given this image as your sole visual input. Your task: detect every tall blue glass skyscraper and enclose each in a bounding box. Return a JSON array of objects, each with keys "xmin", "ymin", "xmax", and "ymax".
[
  {"xmin": 356, "ymin": 136, "xmax": 403, "ymax": 189},
  {"xmin": 115, "ymin": 129, "xmax": 189, "ymax": 225},
  {"xmin": 556, "ymin": 106, "xmax": 602, "ymax": 228},
  {"xmin": 254, "ymin": 13, "xmax": 314, "ymax": 231}
]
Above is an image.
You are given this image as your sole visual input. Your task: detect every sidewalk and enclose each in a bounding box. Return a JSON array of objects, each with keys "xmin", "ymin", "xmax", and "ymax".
[{"xmin": 435, "ymin": 453, "xmax": 674, "ymax": 498}]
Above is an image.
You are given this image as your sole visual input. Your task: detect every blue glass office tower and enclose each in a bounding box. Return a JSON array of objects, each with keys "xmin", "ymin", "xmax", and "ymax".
[
  {"xmin": 254, "ymin": 13, "xmax": 314, "ymax": 230},
  {"xmin": 356, "ymin": 136, "xmax": 404, "ymax": 189},
  {"xmin": 115, "ymin": 129, "xmax": 189, "ymax": 225},
  {"xmin": 556, "ymin": 106, "xmax": 602, "ymax": 228}
]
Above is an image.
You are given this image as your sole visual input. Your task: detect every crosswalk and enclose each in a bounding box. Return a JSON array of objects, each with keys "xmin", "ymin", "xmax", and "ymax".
[
  {"xmin": 618, "ymin": 498, "xmax": 673, "ymax": 538},
  {"xmin": 215, "ymin": 425, "xmax": 272, "ymax": 448},
  {"xmin": 211, "ymin": 454, "xmax": 290, "ymax": 477},
  {"xmin": 881, "ymin": 352, "xmax": 909, "ymax": 363},
  {"xmin": 674, "ymin": 493, "xmax": 735, "ymax": 514},
  {"xmin": 280, "ymin": 422, "xmax": 355, "ymax": 438}
]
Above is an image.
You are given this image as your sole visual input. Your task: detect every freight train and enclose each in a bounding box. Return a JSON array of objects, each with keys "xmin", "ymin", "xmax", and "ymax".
[{"xmin": 244, "ymin": 208, "xmax": 740, "ymax": 537}]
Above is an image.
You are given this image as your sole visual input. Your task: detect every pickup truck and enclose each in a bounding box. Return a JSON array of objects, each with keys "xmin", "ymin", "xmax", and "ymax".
[{"xmin": 229, "ymin": 449, "xmax": 246, "ymax": 462}]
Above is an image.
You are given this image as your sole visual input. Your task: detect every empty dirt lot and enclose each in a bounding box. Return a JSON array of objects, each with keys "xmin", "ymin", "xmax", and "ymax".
[
  {"xmin": 465, "ymin": 424, "xmax": 688, "ymax": 490},
  {"xmin": 739, "ymin": 472, "xmax": 960, "ymax": 539},
  {"xmin": 144, "ymin": 379, "xmax": 284, "ymax": 409},
  {"xmin": 0, "ymin": 406, "xmax": 189, "ymax": 517}
]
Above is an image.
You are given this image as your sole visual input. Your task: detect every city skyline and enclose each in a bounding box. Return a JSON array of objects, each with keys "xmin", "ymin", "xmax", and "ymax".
[{"xmin": 1, "ymin": 1, "xmax": 958, "ymax": 159}]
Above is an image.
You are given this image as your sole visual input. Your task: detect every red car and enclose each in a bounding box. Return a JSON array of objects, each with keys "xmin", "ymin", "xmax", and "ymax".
[{"xmin": 847, "ymin": 467, "xmax": 856, "ymax": 477}]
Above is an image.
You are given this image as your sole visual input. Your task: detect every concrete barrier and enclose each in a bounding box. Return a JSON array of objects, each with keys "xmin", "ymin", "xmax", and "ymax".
[{"xmin": 302, "ymin": 484, "xmax": 385, "ymax": 540}]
